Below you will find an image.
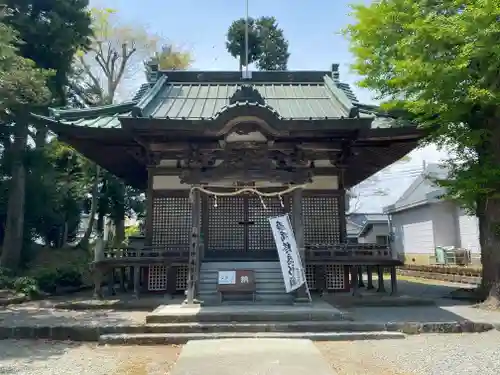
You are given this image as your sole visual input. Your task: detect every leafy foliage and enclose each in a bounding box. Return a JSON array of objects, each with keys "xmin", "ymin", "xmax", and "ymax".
[
  {"xmin": 344, "ymin": 0, "xmax": 500, "ymax": 301},
  {"xmin": 0, "ymin": 23, "xmax": 52, "ymax": 116},
  {"xmin": 2, "ymin": 0, "xmax": 92, "ymax": 105},
  {"xmin": 226, "ymin": 16, "xmax": 290, "ymax": 70}
]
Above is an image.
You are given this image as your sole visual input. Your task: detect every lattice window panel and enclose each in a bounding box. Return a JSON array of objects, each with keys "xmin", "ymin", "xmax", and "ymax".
[
  {"xmin": 176, "ymin": 265, "xmax": 188, "ymax": 291},
  {"xmin": 148, "ymin": 265, "xmax": 168, "ymax": 291},
  {"xmin": 151, "ymin": 196, "xmax": 192, "ymax": 247},
  {"xmin": 301, "ymin": 196, "xmax": 341, "ymax": 245},
  {"xmin": 305, "ymin": 264, "xmax": 316, "ymax": 290},
  {"xmin": 325, "ymin": 264, "xmax": 345, "ymax": 290},
  {"xmin": 248, "ymin": 196, "xmax": 285, "ymax": 252},
  {"xmin": 206, "ymin": 196, "xmax": 245, "ymax": 252}
]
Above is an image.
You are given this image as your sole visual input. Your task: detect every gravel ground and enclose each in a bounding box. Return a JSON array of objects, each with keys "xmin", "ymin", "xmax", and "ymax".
[
  {"xmin": 317, "ymin": 331, "xmax": 500, "ymax": 375},
  {"xmin": 0, "ymin": 340, "xmax": 181, "ymax": 375},
  {"xmin": 0, "ymin": 301, "xmax": 148, "ymax": 327}
]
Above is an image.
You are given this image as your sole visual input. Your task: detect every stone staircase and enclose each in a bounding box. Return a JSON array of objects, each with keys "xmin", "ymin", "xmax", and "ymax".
[{"xmin": 198, "ymin": 261, "xmax": 294, "ymax": 305}]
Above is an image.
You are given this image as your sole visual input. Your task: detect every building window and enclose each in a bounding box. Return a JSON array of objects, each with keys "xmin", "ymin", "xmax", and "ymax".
[
  {"xmin": 376, "ymin": 235, "xmax": 388, "ymax": 246},
  {"xmin": 347, "ymin": 237, "xmax": 358, "ymax": 244}
]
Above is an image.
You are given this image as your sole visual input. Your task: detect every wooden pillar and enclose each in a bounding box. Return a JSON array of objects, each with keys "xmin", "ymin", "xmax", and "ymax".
[
  {"xmin": 292, "ymin": 187, "xmax": 309, "ymax": 302},
  {"xmin": 92, "ymin": 267, "xmax": 103, "ymax": 299},
  {"xmin": 376, "ymin": 265, "xmax": 386, "ymax": 293},
  {"xmin": 119, "ymin": 268, "xmax": 126, "ymax": 292},
  {"xmin": 390, "ymin": 266, "xmax": 398, "ymax": 295},
  {"xmin": 357, "ymin": 266, "xmax": 365, "ymax": 287},
  {"xmin": 127, "ymin": 267, "xmax": 134, "ymax": 290},
  {"xmin": 107, "ymin": 269, "xmax": 116, "ymax": 296},
  {"xmin": 366, "ymin": 266, "xmax": 375, "ymax": 290},
  {"xmin": 351, "ymin": 265, "xmax": 360, "ymax": 296},
  {"xmin": 185, "ymin": 187, "xmax": 201, "ymax": 305},
  {"xmin": 133, "ymin": 265, "xmax": 141, "ymax": 298}
]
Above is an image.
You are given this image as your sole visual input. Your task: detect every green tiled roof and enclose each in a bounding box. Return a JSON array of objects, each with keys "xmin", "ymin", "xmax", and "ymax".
[
  {"xmin": 38, "ymin": 69, "xmax": 383, "ymax": 129},
  {"xmin": 43, "ymin": 102, "xmax": 136, "ymax": 129},
  {"xmin": 136, "ymin": 73, "xmax": 355, "ymax": 120}
]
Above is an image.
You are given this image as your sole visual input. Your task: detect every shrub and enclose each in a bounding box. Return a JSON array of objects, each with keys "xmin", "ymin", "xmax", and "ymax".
[
  {"xmin": 13, "ymin": 276, "xmax": 41, "ymax": 298},
  {"xmin": 31, "ymin": 266, "xmax": 83, "ymax": 293},
  {"xmin": 0, "ymin": 267, "xmax": 14, "ymax": 289}
]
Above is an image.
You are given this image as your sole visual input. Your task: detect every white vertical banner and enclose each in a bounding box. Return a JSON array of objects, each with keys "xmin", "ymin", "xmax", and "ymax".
[{"xmin": 269, "ymin": 214, "xmax": 306, "ymax": 293}]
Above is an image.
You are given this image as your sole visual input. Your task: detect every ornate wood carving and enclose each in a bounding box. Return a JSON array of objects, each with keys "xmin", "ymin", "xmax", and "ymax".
[
  {"xmin": 229, "ymin": 84, "xmax": 266, "ymax": 106},
  {"xmin": 183, "ymin": 145, "xmax": 217, "ymax": 168}
]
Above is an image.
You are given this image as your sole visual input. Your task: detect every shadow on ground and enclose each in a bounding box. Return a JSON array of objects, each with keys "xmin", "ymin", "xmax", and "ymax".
[{"xmin": 334, "ymin": 279, "xmax": 500, "ymax": 323}]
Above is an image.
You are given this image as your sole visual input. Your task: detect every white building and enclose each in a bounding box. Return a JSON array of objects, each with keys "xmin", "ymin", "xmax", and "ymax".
[{"xmin": 384, "ymin": 164, "xmax": 480, "ymax": 265}]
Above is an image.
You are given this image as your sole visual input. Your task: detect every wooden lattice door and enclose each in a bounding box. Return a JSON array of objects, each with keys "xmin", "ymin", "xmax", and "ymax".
[
  {"xmin": 204, "ymin": 195, "xmax": 283, "ymax": 260},
  {"xmin": 247, "ymin": 196, "xmax": 285, "ymax": 258},
  {"xmin": 205, "ymin": 195, "xmax": 246, "ymax": 258}
]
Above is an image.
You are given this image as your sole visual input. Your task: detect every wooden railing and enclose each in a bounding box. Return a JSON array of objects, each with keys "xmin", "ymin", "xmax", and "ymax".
[
  {"xmin": 305, "ymin": 243, "xmax": 393, "ymax": 261},
  {"xmin": 96, "ymin": 242, "xmax": 393, "ymax": 264},
  {"xmin": 98, "ymin": 245, "xmax": 190, "ymax": 263}
]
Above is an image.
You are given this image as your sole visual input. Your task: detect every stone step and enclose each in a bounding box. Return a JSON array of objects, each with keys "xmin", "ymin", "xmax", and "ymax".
[
  {"xmin": 99, "ymin": 331, "xmax": 406, "ymax": 345},
  {"xmin": 146, "ymin": 306, "xmax": 350, "ymax": 324},
  {"xmin": 112, "ymin": 321, "xmax": 398, "ymax": 334}
]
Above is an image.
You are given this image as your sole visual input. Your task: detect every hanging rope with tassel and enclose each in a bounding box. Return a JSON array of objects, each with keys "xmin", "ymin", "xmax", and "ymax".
[{"xmin": 189, "ymin": 184, "xmax": 307, "ymax": 209}]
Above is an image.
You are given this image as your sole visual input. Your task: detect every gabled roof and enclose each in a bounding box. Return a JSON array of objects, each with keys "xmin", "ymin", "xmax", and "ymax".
[
  {"xmin": 30, "ymin": 66, "xmax": 425, "ymax": 189},
  {"xmin": 384, "ymin": 164, "xmax": 448, "ymax": 214},
  {"xmin": 131, "ymin": 71, "xmax": 360, "ymax": 120},
  {"xmin": 346, "ymin": 213, "xmax": 390, "ymax": 237}
]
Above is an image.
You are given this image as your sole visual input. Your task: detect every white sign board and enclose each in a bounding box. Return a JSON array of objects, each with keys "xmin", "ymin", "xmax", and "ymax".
[
  {"xmin": 218, "ymin": 270, "xmax": 236, "ymax": 285},
  {"xmin": 269, "ymin": 214, "xmax": 305, "ymax": 293}
]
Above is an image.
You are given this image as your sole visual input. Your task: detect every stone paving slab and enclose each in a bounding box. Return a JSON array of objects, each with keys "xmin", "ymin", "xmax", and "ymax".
[
  {"xmin": 170, "ymin": 338, "xmax": 337, "ymax": 375},
  {"xmin": 99, "ymin": 331, "xmax": 406, "ymax": 345},
  {"xmin": 147, "ymin": 300, "xmax": 350, "ymax": 323}
]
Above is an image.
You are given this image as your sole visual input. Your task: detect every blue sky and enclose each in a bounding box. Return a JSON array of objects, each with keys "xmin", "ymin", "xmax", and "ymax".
[
  {"xmin": 90, "ymin": 0, "xmax": 448, "ymax": 212},
  {"xmin": 90, "ymin": 0, "xmax": 375, "ymax": 103}
]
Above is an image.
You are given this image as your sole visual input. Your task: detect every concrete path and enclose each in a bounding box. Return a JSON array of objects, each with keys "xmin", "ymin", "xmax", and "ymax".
[{"xmin": 170, "ymin": 338, "xmax": 336, "ymax": 375}]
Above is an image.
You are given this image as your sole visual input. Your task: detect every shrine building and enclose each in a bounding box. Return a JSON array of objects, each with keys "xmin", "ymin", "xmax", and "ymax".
[{"xmin": 33, "ymin": 63, "xmax": 423, "ymax": 304}]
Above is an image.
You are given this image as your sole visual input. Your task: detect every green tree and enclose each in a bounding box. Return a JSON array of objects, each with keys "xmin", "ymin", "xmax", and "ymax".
[
  {"xmin": 226, "ymin": 16, "xmax": 289, "ymax": 71},
  {"xmin": 3, "ymin": 0, "xmax": 92, "ymax": 105},
  {"xmin": 0, "ymin": 22, "xmax": 52, "ymax": 268},
  {"xmin": 74, "ymin": 7, "xmax": 161, "ymax": 247},
  {"xmin": 1, "ymin": 1, "xmax": 92, "ymax": 269},
  {"xmin": 344, "ymin": 0, "xmax": 500, "ymax": 306},
  {"xmin": 146, "ymin": 44, "xmax": 192, "ymax": 72},
  {"xmin": 254, "ymin": 17, "xmax": 290, "ymax": 71}
]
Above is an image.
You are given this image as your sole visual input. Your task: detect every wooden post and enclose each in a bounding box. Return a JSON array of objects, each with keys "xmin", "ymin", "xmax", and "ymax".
[
  {"xmin": 390, "ymin": 266, "xmax": 398, "ymax": 295},
  {"xmin": 127, "ymin": 266, "xmax": 134, "ymax": 290},
  {"xmin": 376, "ymin": 265, "xmax": 386, "ymax": 293},
  {"xmin": 133, "ymin": 265, "xmax": 141, "ymax": 298},
  {"xmin": 107, "ymin": 268, "xmax": 116, "ymax": 296},
  {"xmin": 292, "ymin": 187, "xmax": 309, "ymax": 303},
  {"xmin": 185, "ymin": 187, "xmax": 201, "ymax": 305},
  {"xmin": 357, "ymin": 266, "xmax": 365, "ymax": 287},
  {"xmin": 92, "ymin": 266, "xmax": 103, "ymax": 299},
  {"xmin": 119, "ymin": 268, "xmax": 126, "ymax": 292},
  {"xmin": 366, "ymin": 266, "xmax": 375, "ymax": 290},
  {"xmin": 351, "ymin": 265, "xmax": 360, "ymax": 296}
]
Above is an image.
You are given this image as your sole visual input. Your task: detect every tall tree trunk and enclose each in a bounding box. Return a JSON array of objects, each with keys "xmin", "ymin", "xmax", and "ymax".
[
  {"xmin": 479, "ymin": 113, "xmax": 500, "ymax": 307},
  {"xmin": 75, "ymin": 165, "xmax": 100, "ymax": 248},
  {"xmin": 479, "ymin": 197, "xmax": 500, "ymax": 307},
  {"xmin": 1, "ymin": 120, "xmax": 28, "ymax": 270}
]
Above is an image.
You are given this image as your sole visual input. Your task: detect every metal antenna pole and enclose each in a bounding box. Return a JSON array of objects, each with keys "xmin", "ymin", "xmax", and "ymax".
[{"xmin": 244, "ymin": 0, "xmax": 249, "ymax": 77}]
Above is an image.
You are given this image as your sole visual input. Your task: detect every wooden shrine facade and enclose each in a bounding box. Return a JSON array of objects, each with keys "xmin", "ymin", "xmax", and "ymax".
[
  {"xmin": 32, "ymin": 66, "xmax": 424, "ymax": 299},
  {"xmin": 148, "ymin": 188, "xmax": 344, "ymax": 262}
]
